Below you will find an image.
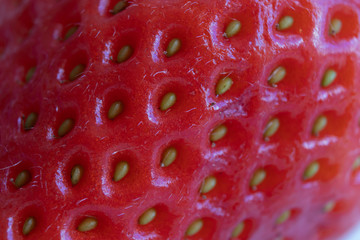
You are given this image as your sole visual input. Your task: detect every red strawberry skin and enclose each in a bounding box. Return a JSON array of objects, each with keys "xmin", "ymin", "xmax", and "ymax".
[{"xmin": 1, "ymin": 0, "xmax": 360, "ymax": 239}]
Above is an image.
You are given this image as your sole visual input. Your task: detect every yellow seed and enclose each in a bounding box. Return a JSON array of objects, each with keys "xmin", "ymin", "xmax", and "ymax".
[
  {"xmin": 276, "ymin": 210, "xmax": 291, "ymax": 224},
  {"xmin": 329, "ymin": 18, "xmax": 342, "ymax": 36},
  {"xmin": 250, "ymin": 169, "xmax": 266, "ymax": 190},
  {"xmin": 22, "ymin": 217, "xmax": 36, "ymax": 235},
  {"xmin": 25, "ymin": 67, "xmax": 36, "ymax": 83},
  {"xmin": 111, "ymin": 0, "xmax": 128, "ymax": 14},
  {"xmin": 210, "ymin": 124, "xmax": 227, "ymax": 142},
  {"xmin": 321, "ymin": 69, "xmax": 337, "ymax": 87},
  {"xmin": 216, "ymin": 77, "xmax": 233, "ymax": 95},
  {"xmin": 160, "ymin": 92, "xmax": 176, "ymax": 111},
  {"xmin": 224, "ymin": 20, "xmax": 241, "ymax": 38},
  {"xmin": 69, "ymin": 64, "xmax": 85, "ymax": 81},
  {"xmin": 166, "ymin": 38, "xmax": 181, "ymax": 57},
  {"xmin": 161, "ymin": 147, "xmax": 177, "ymax": 167},
  {"xmin": 64, "ymin": 26, "xmax": 78, "ymax": 40},
  {"xmin": 108, "ymin": 101, "xmax": 124, "ymax": 120},
  {"xmin": 24, "ymin": 112, "xmax": 38, "ymax": 131},
  {"xmin": 117, "ymin": 45, "xmax": 133, "ymax": 63},
  {"xmin": 303, "ymin": 161, "xmax": 320, "ymax": 180},
  {"xmin": 263, "ymin": 118, "xmax": 280, "ymax": 140},
  {"xmin": 199, "ymin": 176, "xmax": 217, "ymax": 194},
  {"xmin": 312, "ymin": 115, "xmax": 327, "ymax": 136},
  {"xmin": 138, "ymin": 208, "xmax": 156, "ymax": 225},
  {"xmin": 71, "ymin": 165, "xmax": 83, "ymax": 185},
  {"xmin": 277, "ymin": 16, "xmax": 294, "ymax": 31},
  {"xmin": 231, "ymin": 221, "xmax": 245, "ymax": 238},
  {"xmin": 268, "ymin": 66, "xmax": 286, "ymax": 86},
  {"xmin": 58, "ymin": 118, "xmax": 75, "ymax": 137},
  {"xmin": 186, "ymin": 219, "xmax": 203, "ymax": 236},
  {"xmin": 353, "ymin": 157, "xmax": 360, "ymax": 170},
  {"xmin": 113, "ymin": 161, "xmax": 129, "ymax": 182},
  {"xmin": 77, "ymin": 217, "xmax": 98, "ymax": 232},
  {"xmin": 15, "ymin": 170, "xmax": 31, "ymax": 188},
  {"xmin": 323, "ymin": 200, "xmax": 336, "ymax": 213}
]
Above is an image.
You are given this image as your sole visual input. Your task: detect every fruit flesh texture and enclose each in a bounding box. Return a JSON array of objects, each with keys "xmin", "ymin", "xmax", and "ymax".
[{"xmin": 1, "ymin": 0, "xmax": 360, "ymax": 239}]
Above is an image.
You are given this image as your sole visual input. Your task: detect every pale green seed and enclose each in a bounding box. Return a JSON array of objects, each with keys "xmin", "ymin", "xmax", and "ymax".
[
  {"xmin": 323, "ymin": 200, "xmax": 336, "ymax": 213},
  {"xmin": 111, "ymin": 0, "xmax": 128, "ymax": 15},
  {"xmin": 210, "ymin": 124, "xmax": 227, "ymax": 142},
  {"xmin": 303, "ymin": 161, "xmax": 320, "ymax": 180},
  {"xmin": 166, "ymin": 38, "xmax": 181, "ymax": 57},
  {"xmin": 25, "ymin": 67, "xmax": 36, "ymax": 83},
  {"xmin": 224, "ymin": 20, "xmax": 241, "ymax": 38},
  {"xmin": 64, "ymin": 26, "xmax": 78, "ymax": 40},
  {"xmin": 113, "ymin": 161, "xmax": 129, "ymax": 182},
  {"xmin": 216, "ymin": 77, "xmax": 233, "ymax": 95},
  {"xmin": 329, "ymin": 18, "xmax": 342, "ymax": 36},
  {"xmin": 321, "ymin": 69, "xmax": 337, "ymax": 87},
  {"xmin": 186, "ymin": 219, "xmax": 203, "ymax": 236},
  {"xmin": 160, "ymin": 92, "xmax": 176, "ymax": 111},
  {"xmin": 71, "ymin": 165, "xmax": 83, "ymax": 185},
  {"xmin": 77, "ymin": 217, "xmax": 98, "ymax": 232},
  {"xmin": 231, "ymin": 221, "xmax": 245, "ymax": 238},
  {"xmin": 353, "ymin": 156, "xmax": 360, "ymax": 170},
  {"xmin": 108, "ymin": 101, "xmax": 124, "ymax": 120},
  {"xmin": 250, "ymin": 169, "xmax": 266, "ymax": 190},
  {"xmin": 277, "ymin": 16, "xmax": 294, "ymax": 31},
  {"xmin": 24, "ymin": 112, "xmax": 38, "ymax": 131},
  {"xmin": 15, "ymin": 170, "xmax": 31, "ymax": 188},
  {"xmin": 161, "ymin": 147, "xmax": 177, "ymax": 167},
  {"xmin": 199, "ymin": 176, "xmax": 217, "ymax": 194},
  {"xmin": 138, "ymin": 208, "xmax": 156, "ymax": 225},
  {"xmin": 117, "ymin": 45, "xmax": 133, "ymax": 63},
  {"xmin": 312, "ymin": 115, "xmax": 327, "ymax": 136},
  {"xmin": 268, "ymin": 66, "xmax": 286, "ymax": 86},
  {"xmin": 276, "ymin": 210, "xmax": 291, "ymax": 224},
  {"xmin": 263, "ymin": 118, "xmax": 280, "ymax": 141}
]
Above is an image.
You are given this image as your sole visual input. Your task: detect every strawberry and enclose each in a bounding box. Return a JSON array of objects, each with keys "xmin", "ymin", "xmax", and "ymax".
[{"xmin": 1, "ymin": 0, "xmax": 360, "ymax": 239}]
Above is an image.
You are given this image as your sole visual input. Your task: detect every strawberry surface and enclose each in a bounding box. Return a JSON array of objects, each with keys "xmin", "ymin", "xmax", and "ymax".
[{"xmin": 1, "ymin": 0, "xmax": 360, "ymax": 239}]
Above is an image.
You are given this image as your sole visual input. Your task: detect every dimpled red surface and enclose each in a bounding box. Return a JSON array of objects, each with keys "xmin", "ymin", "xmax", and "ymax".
[{"xmin": 1, "ymin": 0, "xmax": 360, "ymax": 239}]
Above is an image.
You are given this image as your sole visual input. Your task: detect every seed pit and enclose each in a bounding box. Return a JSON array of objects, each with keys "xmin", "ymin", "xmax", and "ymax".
[
  {"xmin": 22, "ymin": 217, "xmax": 36, "ymax": 236},
  {"xmin": 210, "ymin": 124, "xmax": 227, "ymax": 142},
  {"xmin": 161, "ymin": 147, "xmax": 177, "ymax": 167},
  {"xmin": 14, "ymin": 170, "xmax": 31, "ymax": 188},
  {"xmin": 138, "ymin": 208, "xmax": 156, "ymax": 225},
  {"xmin": 107, "ymin": 101, "xmax": 124, "ymax": 120},
  {"xmin": 77, "ymin": 217, "xmax": 98, "ymax": 232},
  {"xmin": 113, "ymin": 161, "xmax": 129, "ymax": 182},
  {"xmin": 302, "ymin": 158, "xmax": 339, "ymax": 182},
  {"xmin": 160, "ymin": 92, "xmax": 176, "ymax": 111},
  {"xmin": 24, "ymin": 112, "xmax": 38, "ymax": 131},
  {"xmin": 165, "ymin": 38, "xmax": 181, "ymax": 57},
  {"xmin": 58, "ymin": 118, "xmax": 75, "ymax": 137},
  {"xmin": 199, "ymin": 176, "xmax": 217, "ymax": 194},
  {"xmin": 224, "ymin": 20, "xmax": 241, "ymax": 38},
  {"xmin": 327, "ymin": 7, "xmax": 360, "ymax": 40},
  {"xmin": 249, "ymin": 165, "xmax": 286, "ymax": 194},
  {"xmin": 71, "ymin": 165, "xmax": 84, "ymax": 185}
]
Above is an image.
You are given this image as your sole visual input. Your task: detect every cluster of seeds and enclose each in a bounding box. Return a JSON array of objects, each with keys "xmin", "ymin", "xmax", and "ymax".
[{"xmin": 1, "ymin": 0, "xmax": 360, "ymax": 239}]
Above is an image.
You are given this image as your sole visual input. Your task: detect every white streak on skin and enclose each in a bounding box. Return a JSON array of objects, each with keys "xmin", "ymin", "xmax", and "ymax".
[
  {"xmin": 7, "ymin": 217, "xmax": 13, "ymax": 240},
  {"xmin": 101, "ymin": 175, "xmax": 111, "ymax": 197},
  {"xmin": 302, "ymin": 136, "xmax": 338, "ymax": 149},
  {"xmin": 55, "ymin": 168, "xmax": 67, "ymax": 196},
  {"xmin": 95, "ymin": 98, "xmax": 103, "ymax": 125},
  {"xmin": 0, "ymin": 160, "xmax": 22, "ymax": 170},
  {"xmin": 146, "ymin": 92, "xmax": 158, "ymax": 124},
  {"xmin": 102, "ymin": 42, "xmax": 112, "ymax": 63},
  {"xmin": 76, "ymin": 198, "xmax": 88, "ymax": 206},
  {"xmin": 151, "ymin": 30, "xmax": 163, "ymax": 62}
]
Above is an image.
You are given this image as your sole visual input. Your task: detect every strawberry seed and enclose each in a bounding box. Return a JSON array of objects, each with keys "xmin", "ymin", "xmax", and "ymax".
[
  {"xmin": 111, "ymin": 1, "xmax": 128, "ymax": 15},
  {"xmin": 268, "ymin": 66, "xmax": 286, "ymax": 86},
  {"xmin": 161, "ymin": 147, "xmax": 177, "ymax": 167},
  {"xmin": 277, "ymin": 16, "xmax": 294, "ymax": 31},
  {"xmin": 64, "ymin": 26, "xmax": 78, "ymax": 41},
  {"xmin": 186, "ymin": 219, "xmax": 203, "ymax": 236},
  {"xmin": 199, "ymin": 176, "xmax": 217, "ymax": 194},
  {"xmin": 25, "ymin": 67, "xmax": 36, "ymax": 83},
  {"xmin": 210, "ymin": 124, "xmax": 227, "ymax": 142},
  {"xmin": 224, "ymin": 20, "xmax": 241, "ymax": 38},
  {"xmin": 263, "ymin": 118, "xmax": 280, "ymax": 141},
  {"xmin": 352, "ymin": 156, "xmax": 360, "ymax": 170},
  {"xmin": 108, "ymin": 101, "xmax": 124, "ymax": 120},
  {"xmin": 312, "ymin": 115, "xmax": 327, "ymax": 136},
  {"xmin": 69, "ymin": 64, "xmax": 85, "ymax": 81},
  {"xmin": 276, "ymin": 210, "xmax": 291, "ymax": 224},
  {"xmin": 113, "ymin": 161, "xmax": 129, "ymax": 182},
  {"xmin": 216, "ymin": 76, "xmax": 233, "ymax": 95},
  {"xmin": 303, "ymin": 161, "xmax": 319, "ymax": 180},
  {"xmin": 250, "ymin": 169, "xmax": 266, "ymax": 190},
  {"xmin": 231, "ymin": 221, "xmax": 245, "ymax": 238},
  {"xmin": 323, "ymin": 200, "xmax": 336, "ymax": 213},
  {"xmin": 139, "ymin": 208, "xmax": 156, "ymax": 225},
  {"xmin": 22, "ymin": 217, "xmax": 36, "ymax": 235},
  {"xmin": 71, "ymin": 165, "xmax": 83, "ymax": 185},
  {"xmin": 160, "ymin": 92, "xmax": 176, "ymax": 111},
  {"xmin": 24, "ymin": 112, "xmax": 38, "ymax": 131},
  {"xmin": 321, "ymin": 69, "xmax": 337, "ymax": 87},
  {"xmin": 329, "ymin": 18, "xmax": 342, "ymax": 36},
  {"xmin": 117, "ymin": 45, "xmax": 133, "ymax": 63},
  {"xmin": 78, "ymin": 217, "xmax": 98, "ymax": 232},
  {"xmin": 58, "ymin": 118, "xmax": 75, "ymax": 137},
  {"xmin": 166, "ymin": 38, "xmax": 181, "ymax": 57},
  {"xmin": 14, "ymin": 170, "xmax": 31, "ymax": 188}
]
